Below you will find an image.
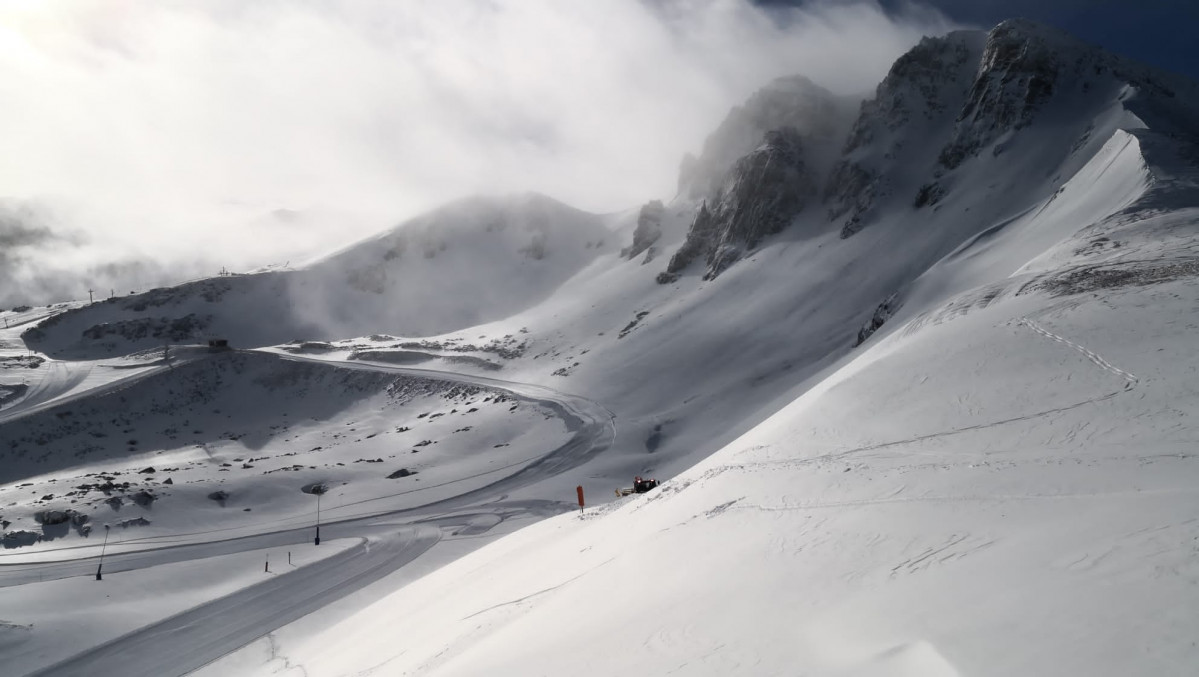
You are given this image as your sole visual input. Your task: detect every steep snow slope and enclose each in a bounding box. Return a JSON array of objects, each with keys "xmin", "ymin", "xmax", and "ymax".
[
  {"xmin": 22, "ymin": 193, "xmax": 611, "ymax": 358},
  {"xmin": 340, "ymin": 20, "xmax": 1194, "ymax": 512},
  {"xmin": 270, "ymin": 275, "xmax": 1199, "ymax": 677},
  {"xmin": 219, "ymin": 66, "xmax": 1199, "ymax": 676},
  {"xmin": 5, "ymin": 17, "xmax": 1199, "ymax": 677},
  {"xmin": 193, "ymin": 20, "xmax": 1199, "ymax": 675}
]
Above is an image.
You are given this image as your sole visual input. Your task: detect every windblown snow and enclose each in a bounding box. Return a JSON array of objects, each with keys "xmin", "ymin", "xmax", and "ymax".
[{"xmin": 3, "ymin": 18, "xmax": 1199, "ymax": 677}]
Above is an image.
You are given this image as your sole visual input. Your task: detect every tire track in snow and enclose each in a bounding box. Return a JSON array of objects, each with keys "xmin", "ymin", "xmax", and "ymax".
[{"xmin": 1018, "ymin": 317, "xmax": 1138, "ymax": 387}]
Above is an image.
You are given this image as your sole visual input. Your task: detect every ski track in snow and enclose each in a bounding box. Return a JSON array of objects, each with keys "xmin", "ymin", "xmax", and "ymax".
[
  {"xmin": 653, "ymin": 315, "xmax": 1155, "ymax": 517},
  {"xmin": 680, "ymin": 388, "xmax": 1124, "ymax": 486},
  {"xmin": 1018, "ymin": 317, "xmax": 1139, "ymax": 387}
]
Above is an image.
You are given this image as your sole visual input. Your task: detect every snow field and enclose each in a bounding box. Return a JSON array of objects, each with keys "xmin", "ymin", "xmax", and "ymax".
[
  {"xmin": 261, "ymin": 271, "xmax": 1199, "ymax": 676},
  {"xmin": 0, "ymin": 538, "xmax": 356, "ymax": 676},
  {"xmin": 0, "ymin": 350, "xmax": 567, "ymax": 555}
]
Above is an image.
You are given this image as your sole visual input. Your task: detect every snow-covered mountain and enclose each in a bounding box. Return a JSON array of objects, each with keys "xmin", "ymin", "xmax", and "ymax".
[
  {"xmin": 3, "ymin": 18, "xmax": 1199, "ymax": 677},
  {"xmin": 22, "ymin": 193, "xmax": 611, "ymax": 358}
]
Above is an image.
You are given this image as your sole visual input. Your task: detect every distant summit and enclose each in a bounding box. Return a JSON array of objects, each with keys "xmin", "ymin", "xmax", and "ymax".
[{"xmin": 655, "ymin": 18, "xmax": 1199, "ymax": 280}]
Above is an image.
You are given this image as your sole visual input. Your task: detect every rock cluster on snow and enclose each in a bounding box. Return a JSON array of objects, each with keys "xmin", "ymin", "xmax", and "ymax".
[{"xmin": 854, "ymin": 293, "xmax": 901, "ymax": 346}]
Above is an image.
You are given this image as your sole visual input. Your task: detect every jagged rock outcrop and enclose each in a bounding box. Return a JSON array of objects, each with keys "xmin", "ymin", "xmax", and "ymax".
[
  {"xmin": 937, "ymin": 20, "xmax": 1065, "ymax": 169},
  {"xmin": 679, "ymin": 76, "xmax": 853, "ymax": 201},
  {"xmin": 855, "ymin": 293, "xmax": 901, "ymax": 346},
  {"xmin": 824, "ymin": 30, "xmax": 984, "ymax": 236},
  {"xmin": 661, "ymin": 127, "xmax": 815, "ymax": 282},
  {"xmin": 822, "ymin": 18, "xmax": 1199, "ymax": 240},
  {"xmin": 621, "ymin": 200, "xmax": 664, "ymax": 261}
]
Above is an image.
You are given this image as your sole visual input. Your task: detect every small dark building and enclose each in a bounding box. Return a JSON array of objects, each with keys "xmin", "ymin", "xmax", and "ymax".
[{"xmin": 207, "ymin": 339, "xmax": 230, "ymax": 351}]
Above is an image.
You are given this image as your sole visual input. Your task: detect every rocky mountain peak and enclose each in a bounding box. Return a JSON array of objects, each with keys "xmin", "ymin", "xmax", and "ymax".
[
  {"xmin": 678, "ymin": 76, "xmax": 852, "ymax": 201},
  {"xmin": 843, "ymin": 30, "xmax": 984, "ymax": 156},
  {"xmin": 825, "ymin": 30, "xmax": 983, "ymax": 235},
  {"xmin": 661, "ymin": 127, "xmax": 814, "ymax": 282},
  {"xmin": 937, "ymin": 19, "xmax": 1080, "ymax": 169}
]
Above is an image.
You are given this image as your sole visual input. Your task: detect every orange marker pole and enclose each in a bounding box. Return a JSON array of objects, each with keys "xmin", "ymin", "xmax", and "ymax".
[{"xmin": 576, "ymin": 485, "xmax": 585, "ymax": 514}]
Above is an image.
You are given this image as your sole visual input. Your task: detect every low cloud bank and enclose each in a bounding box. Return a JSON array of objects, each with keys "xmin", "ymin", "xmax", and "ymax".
[{"xmin": 0, "ymin": 0, "xmax": 953, "ymax": 305}]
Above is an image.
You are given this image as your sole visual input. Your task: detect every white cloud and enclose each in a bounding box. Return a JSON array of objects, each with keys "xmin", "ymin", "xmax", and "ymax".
[{"xmin": 0, "ymin": 0, "xmax": 953, "ymax": 293}]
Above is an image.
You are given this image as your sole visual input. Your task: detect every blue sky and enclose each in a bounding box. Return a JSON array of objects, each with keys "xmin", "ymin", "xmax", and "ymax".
[{"xmin": 759, "ymin": 0, "xmax": 1199, "ymax": 80}]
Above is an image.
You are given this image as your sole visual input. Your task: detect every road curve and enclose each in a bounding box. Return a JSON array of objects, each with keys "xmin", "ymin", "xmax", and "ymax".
[
  {"xmin": 6, "ymin": 350, "xmax": 616, "ymax": 676},
  {"xmin": 273, "ymin": 351, "xmax": 617, "ymax": 513}
]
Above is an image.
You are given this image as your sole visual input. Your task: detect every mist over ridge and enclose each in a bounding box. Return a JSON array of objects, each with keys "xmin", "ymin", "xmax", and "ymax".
[{"xmin": 0, "ymin": 0, "xmax": 954, "ymax": 308}]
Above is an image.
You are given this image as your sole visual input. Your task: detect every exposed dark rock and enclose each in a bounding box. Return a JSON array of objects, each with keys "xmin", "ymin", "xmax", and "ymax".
[
  {"xmin": 618, "ymin": 311, "xmax": 649, "ymax": 339},
  {"xmin": 76, "ymin": 313, "xmax": 211, "ymax": 344},
  {"xmin": 387, "ymin": 468, "xmax": 417, "ymax": 479},
  {"xmin": 663, "ymin": 128, "xmax": 814, "ymax": 281},
  {"xmin": 855, "ymin": 293, "xmax": 901, "ymax": 346},
  {"xmin": 621, "ymin": 201, "xmax": 664, "ymax": 260},
  {"xmin": 679, "ymin": 76, "xmax": 847, "ymax": 200},
  {"xmin": 2, "ymin": 530, "xmax": 40, "ymax": 548},
  {"xmin": 207, "ymin": 490, "xmax": 230, "ymax": 504},
  {"xmin": 938, "ymin": 20, "xmax": 1062, "ymax": 170},
  {"xmin": 34, "ymin": 509, "xmax": 72, "ymax": 525},
  {"xmin": 913, "ymin": 182, "xmax": 946, "ymax": 208},
  {"xmin": 824, "ymin": 31, "xmax": 982, "ymax": 236}
]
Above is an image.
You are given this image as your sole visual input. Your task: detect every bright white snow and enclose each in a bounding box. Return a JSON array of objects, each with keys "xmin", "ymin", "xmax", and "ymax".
[{"xmin": 2, "ymin": 17, "xmax": 1199, "ymax": 677}]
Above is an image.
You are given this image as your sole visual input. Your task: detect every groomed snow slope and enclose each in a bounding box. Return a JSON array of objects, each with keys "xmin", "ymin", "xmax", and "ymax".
[
  {"xmin": 217, "ymin": 133, "xmax": 1199, "ymax": 675},
  {"xmin": 198, "ymin": 56, "xmax": 1199, "ymax": 673}
]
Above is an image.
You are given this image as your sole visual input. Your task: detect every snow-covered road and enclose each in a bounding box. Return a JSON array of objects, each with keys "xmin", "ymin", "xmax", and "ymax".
[
  {"xmin": 273, "ymin": 352, "xmax": 617, "ymax": 512},
  {"xmin": 2, "ymin": 350, "xmax": 616, "ymax": 676},
  {"xmin": 26, "ymin": 525, "xmax": 442, "ymax": 677}
]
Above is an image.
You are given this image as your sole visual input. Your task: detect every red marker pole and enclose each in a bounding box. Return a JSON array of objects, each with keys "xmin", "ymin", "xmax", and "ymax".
[{"xmin": 576, "ymin": 485, "xmax": 585, "ymax": 514}]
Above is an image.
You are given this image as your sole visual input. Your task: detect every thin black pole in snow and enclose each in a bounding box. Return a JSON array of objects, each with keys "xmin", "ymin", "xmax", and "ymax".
[
  {"xmin": 265, "ymin": 554, "xmax": 270, "ymax": 573},
  {"xmin": 314, "ymin": 491, "xmax": 321, "ymax": 545},
  {"xmin": 96, "ymin": 525, "xmax": 110, "ymax": 581}
]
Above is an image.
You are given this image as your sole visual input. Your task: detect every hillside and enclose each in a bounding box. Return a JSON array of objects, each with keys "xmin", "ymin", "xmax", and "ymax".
[
  {"xmin": 201, "ymin": 19, "xmax": 1199, "ymax": 676},
  {"xmin": 21, "ymin": 193, "xmax": 611, "ymax": 359},
  {"xmin": 2, "ymin": 17, "xmax": 1199, "ymax": 677}
]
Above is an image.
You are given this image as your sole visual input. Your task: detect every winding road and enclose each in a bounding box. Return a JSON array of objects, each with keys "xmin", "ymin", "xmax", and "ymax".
[{"xmin": 1, "ymin": 349, "xmax": 617, "ymax": 677}]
